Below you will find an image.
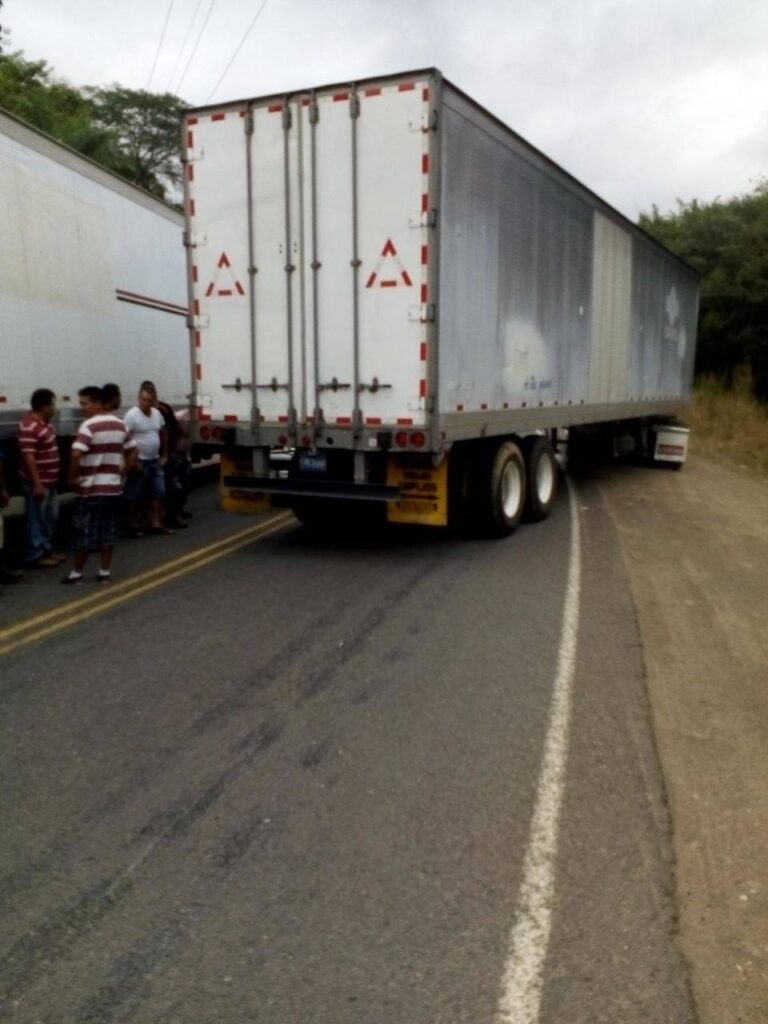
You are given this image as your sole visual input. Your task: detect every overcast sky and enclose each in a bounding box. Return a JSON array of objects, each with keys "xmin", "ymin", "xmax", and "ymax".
[{"xmin": 6, "ymin": 0, "xmax": 767, "ymax": 220}]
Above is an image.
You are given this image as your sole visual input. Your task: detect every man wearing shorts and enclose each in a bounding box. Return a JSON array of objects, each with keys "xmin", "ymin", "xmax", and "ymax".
[
  {"xmin": 63, "ymin": 384, "xmax": 138, "ymax": 585},
  {"xmin": 18, "ymin": 387, "xmax": 62, "ymax": 568},
  {"xmin": 124, "ymin": 386, "xmax": 174, "ymax": 535}
]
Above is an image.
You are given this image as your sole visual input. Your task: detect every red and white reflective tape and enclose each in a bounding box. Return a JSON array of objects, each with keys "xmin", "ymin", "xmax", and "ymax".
[{"xmin": 420, "ymin": 83, "xmax": 431, "ymax": 411}]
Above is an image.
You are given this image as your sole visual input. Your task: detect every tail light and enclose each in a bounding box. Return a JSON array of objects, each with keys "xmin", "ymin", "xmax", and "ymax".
[{"xmin": 394, "ymin": 430, "xmax": 427, "ymax": 449}]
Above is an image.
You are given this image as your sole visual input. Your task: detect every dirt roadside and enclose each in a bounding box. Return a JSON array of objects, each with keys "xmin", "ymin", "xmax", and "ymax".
[{"xmin": 599, "ymin": 455, "xmax": 768, "ymax": 1024}]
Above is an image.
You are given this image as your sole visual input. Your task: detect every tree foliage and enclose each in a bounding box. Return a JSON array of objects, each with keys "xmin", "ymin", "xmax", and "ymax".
[
  {"xmin": 639, "ymin": 185, "xmax": 768, "ymax": 399},
  {"xmin": 0, "ymin": 51, "xmax": 185, "ymax": 200},
  {"xmin": 87, "ymin": 86, "xmax": 186, "ymax": 197}
]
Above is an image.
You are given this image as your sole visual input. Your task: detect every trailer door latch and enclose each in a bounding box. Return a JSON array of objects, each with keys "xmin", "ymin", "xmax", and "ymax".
[
  {"xmin": 222, "ymin": 378, "xmax": 254, "ymax": 392},
  {"xmin": 319, "ymin": 378, "xmax": 352, "ymax": 393},
  {"xmin": 358, "ymin": 377, "xmax": 392, "ymax": 393}
]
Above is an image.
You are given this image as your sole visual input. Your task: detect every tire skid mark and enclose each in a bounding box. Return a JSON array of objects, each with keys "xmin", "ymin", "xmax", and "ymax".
[
  {"xmin": 1, "ymin": 552, "xmax": 450, "ymax": 999},
  {"xmin": 0, "ymin": 588, "xmax": 360, "ymax": 906},
  {"xmin": 70, "ymin": 921, "xmax": 183, "ymax": 1024},
  {"xmin": 300, "ymin": 734, "xmax": 334, "ymax": 771},
  {"xmin": 295, "ymin": 557, "xmax": 443, "ymax": 702},
  {"xmin": 216, "ymin": 807, "xmax": 270, "ymax": 871},
  {"xmin": 0, "ymin": 875, "xmax": 133, "ymax": 1003}
]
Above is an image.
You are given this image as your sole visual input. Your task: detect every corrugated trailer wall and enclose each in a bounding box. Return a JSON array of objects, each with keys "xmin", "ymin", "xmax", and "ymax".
[
  {"xmin": 436, "ymin": 82, "xmax": 699, "ymax": 429},
  {"xmin": 0, "ymin": 109, "xmax": 189, "ymax": 439}
]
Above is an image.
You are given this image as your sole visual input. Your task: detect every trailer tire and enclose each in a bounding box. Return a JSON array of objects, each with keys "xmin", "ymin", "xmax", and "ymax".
[
  {"xmin": 522, "ymin": 435, "xmax": 559, "ymax": 522},
  {"xmin": 474, "ymin": 440, "xmax": 527, "ymax": 538}
]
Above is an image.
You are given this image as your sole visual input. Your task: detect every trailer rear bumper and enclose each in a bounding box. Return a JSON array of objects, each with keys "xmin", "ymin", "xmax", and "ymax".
[{"xmin": 222, "ymin": 475, "xmax": 401, "ymax": 502}]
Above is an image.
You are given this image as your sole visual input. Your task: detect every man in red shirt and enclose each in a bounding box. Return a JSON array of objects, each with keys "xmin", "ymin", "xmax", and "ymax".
[{"xmin": 18, "ymin": 388, "xmax": 63, "ymax": 568}]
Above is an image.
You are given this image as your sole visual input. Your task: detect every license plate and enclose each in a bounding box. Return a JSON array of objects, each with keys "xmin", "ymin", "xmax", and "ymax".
[{"xmin": 299, "ymin": 452, "xmax": 327, "ymax": 473}]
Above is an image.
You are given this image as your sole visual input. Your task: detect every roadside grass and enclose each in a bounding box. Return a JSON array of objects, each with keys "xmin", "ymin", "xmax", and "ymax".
[{"xmin": 686, "ymin": 370, "xmax": 768, "ymax": 478}]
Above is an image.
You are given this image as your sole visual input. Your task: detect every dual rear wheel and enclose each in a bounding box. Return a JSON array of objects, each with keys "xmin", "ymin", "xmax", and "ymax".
[{"xmin": 457, "ymin": 434, "xmax": 559, "ymax": 538}]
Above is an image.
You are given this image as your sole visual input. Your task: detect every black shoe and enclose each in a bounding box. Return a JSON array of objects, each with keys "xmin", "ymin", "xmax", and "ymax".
[{"xmin": 0, "ymin": 568, "xmax": 23, "ymax": 584}]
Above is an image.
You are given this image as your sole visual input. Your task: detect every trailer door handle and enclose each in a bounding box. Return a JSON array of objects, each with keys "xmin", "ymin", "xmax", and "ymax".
[
  {"xmin": 358, "ymin": 377, "xmax": 392, "ymax": 393},
  {"xmin": 319, "ymin": 378, "xmax": 352, "ymax": 393}
]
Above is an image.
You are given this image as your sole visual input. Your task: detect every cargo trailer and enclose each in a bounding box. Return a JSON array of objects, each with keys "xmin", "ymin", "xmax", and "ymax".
[
  {"xmin": 0, "ymin": 107, "xmax": 189, "ymax": 476},
  {"xmin": 184, "ymin": 68, "xmax": 699, "ymax": 535}
]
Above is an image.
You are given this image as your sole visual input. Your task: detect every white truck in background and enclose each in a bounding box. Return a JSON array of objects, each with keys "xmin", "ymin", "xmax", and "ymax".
[
  {"xmin": 0, "ymin": 107, "xmax": 189, "ymax": 482},
  {"xmin": 184, "ymin": 68, "xmax": 699, "ymax": 535}
]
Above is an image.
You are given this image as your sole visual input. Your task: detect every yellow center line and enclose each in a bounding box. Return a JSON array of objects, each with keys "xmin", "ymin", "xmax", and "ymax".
[
  {"xmin": 0, "ymin": 515, "xmax": 290, "ymax": 641},
  {"xmin": 0, "ymin": 513, "xmax": 294, "ymax": 657}
]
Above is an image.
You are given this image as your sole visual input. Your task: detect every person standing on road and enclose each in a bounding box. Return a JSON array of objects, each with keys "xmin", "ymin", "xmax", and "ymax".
[
  {"xmin": 124, "ymin": 386, "xmax": 174, "ymax": 536},
  {"xmin": 63, "ymin": 384, "xmax": 138, "ymax": 585},
  {"xmin": 17, "ymin": 388, "xmax": 63, "ymax": 569},
  {"xmin": 0, "ymin": 447, "xmax": 24, "ymax": 587},
  {"xmin": 140, "ymin": 380, "xmax": 190, "ymax": 530}
]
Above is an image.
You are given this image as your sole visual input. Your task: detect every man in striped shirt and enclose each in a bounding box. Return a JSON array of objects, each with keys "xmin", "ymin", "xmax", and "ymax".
[
  {"xmin": 63, "ymin": 384, "xmax": 138, "ymax": 585},
  {"xmin": 18, "ymin": 388, "xmax": 62, "ymax": 568}
]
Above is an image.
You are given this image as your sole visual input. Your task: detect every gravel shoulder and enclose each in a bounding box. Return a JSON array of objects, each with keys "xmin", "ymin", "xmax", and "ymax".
[{"xmin": 599, "ymin": 455, "xmax": 768, "ymax": 1024}]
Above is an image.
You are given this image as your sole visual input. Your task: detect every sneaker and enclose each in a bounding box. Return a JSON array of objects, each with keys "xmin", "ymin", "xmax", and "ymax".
[
  {"xmin": 95, "ymin": 573, "xmax": 112, "ymax": 584},
  {"xmin": 62, "ymin": 573, "xmax": 84, "ymax": 585},
  {"xmin": 31, "ymin": 555, "xmax": 60, "ymax": 568},
  {"xmin": 0, "ymin": 568, "xmax": 23, "ymax": 584}
]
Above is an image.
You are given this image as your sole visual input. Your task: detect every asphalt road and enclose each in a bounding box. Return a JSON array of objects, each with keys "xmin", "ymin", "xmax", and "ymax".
[{"xmin": 0, "ymin": 478, "xmax": 695, "ymax": 1023}]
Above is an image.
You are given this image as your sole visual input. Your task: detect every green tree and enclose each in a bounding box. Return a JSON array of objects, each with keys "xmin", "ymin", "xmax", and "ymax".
[
  {"xmin": 640, "ymin": 184, "xmax": 768, "ymax": 399},
  {"xmin": 0, "ymin": 51, "xmax": 131, "ymax": 175},
  {"xmin": 87, "ymin": 86, "xmax": 186, "ymax": 199},
  {"xmin": 0, "ymin": 52, "xmax": 185, "ymax": 200}
]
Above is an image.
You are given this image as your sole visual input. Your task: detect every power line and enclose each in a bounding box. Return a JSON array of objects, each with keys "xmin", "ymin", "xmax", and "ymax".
[
  {"xmin": 165, "ymin": 0, "xmax": 206, "ymax": 93},
  {"xmin": 175, "ymin": 0, "xmax": 218, "ymax": 95},
  {"xmin": 206, "ymin": 0, "xmax": 271, "ymax": 103},
  {"xmin": 146, "ymin": 0, "xmax": 176, "ymax": 90}
]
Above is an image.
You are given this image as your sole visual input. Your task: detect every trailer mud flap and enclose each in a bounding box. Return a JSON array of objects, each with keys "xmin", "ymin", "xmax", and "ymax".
[
  {"xmin": 219, "ymin": 450, "xmax": 273, "ymax": 514},
  {"xmin": 386, "ymin": 456, "xmax": 448, "ymax": 527}
]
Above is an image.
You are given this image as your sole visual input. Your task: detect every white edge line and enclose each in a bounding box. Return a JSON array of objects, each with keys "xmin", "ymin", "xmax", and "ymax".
[{"xmin": 497, "ymin": 477, "xmax": 582, "ymax": 1024}]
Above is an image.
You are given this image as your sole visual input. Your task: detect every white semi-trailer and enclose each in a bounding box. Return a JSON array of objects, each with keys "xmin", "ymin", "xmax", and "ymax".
[
  {"xmin": 0, "ymin": 108, "xmax": 189, "ymax": 469},
  {"xmin": 184, "ymin": 69, "xmax": 699, "ymax": 535}
]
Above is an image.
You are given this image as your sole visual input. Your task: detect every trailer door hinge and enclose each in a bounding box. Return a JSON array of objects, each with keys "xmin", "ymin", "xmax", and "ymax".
[
  {"xmin": 183, "ymin": 230, "xmax": 208, "ymax": 248},
  {"xmin": 408, "ymin": 304, "xmax": 436, "ymax": 323},
  {"xmin": 409, "ymin": 209, "xmax": 437, "ymax": 228},
  {"xmin": 185, "ymin": 147, "xmax": 205, "ymax": 162},
  {"xmin": 409, "ymin": 111, "xmax": 438, "ymax": 132},
  {"xmin": 188, "ymin": 313, "xmax": 210, "ymax": 329}
]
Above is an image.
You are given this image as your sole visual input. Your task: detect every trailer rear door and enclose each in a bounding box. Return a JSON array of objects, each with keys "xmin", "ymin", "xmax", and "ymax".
[{"xmin": 186, "ymin": 76, "xmax": 433, "ymax": 433}]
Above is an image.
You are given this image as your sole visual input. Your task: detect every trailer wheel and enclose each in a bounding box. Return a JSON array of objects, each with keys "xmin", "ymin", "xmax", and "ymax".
[
  {"xmin": 522, "ymin": 436, "xmax": 559, "ymax": 522},
  {"xmin": 474, "ymin": 440, "xmax": 527, "ymax": 537}
]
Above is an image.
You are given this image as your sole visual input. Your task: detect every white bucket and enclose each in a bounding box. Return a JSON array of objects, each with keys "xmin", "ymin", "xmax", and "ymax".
[{"xmin": 652, "ymin": 424, "xmax": 690, "ymax": 464}]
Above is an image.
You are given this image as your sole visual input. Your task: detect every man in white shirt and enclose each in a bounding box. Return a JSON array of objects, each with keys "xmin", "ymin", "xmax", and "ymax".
[{"xmin": 124, "ymin": 386, "xmax": 174, "ymax": 535}]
